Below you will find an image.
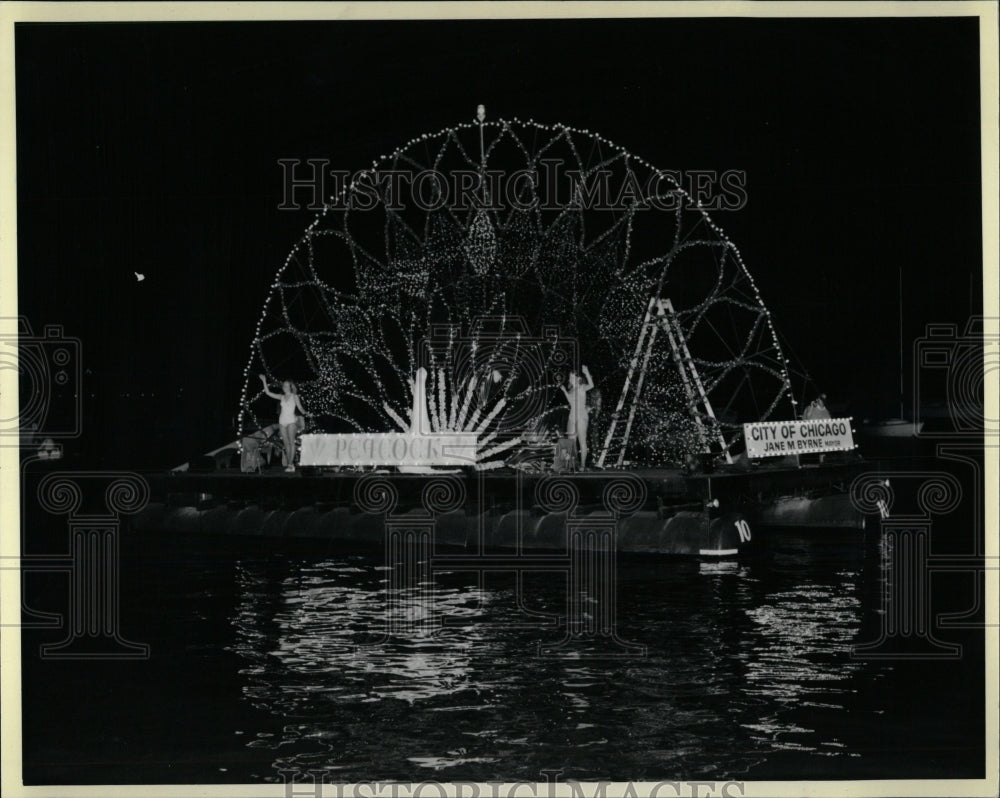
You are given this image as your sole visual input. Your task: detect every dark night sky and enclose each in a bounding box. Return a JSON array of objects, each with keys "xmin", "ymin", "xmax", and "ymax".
[{"xmin": 15, "ymin": 16, "xmax": 983, "ymax": 467}]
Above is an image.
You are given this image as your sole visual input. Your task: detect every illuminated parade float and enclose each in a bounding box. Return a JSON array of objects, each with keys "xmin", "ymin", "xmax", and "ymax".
[{"xmin": 138, "ymin": 110, "xmax": 878, "ymax": 555}]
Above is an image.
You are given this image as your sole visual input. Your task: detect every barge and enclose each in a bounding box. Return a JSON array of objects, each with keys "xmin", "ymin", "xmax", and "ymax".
[
  {"xmin": 128, "ymin": 112, "xmax": 881, "ymax": 556},
  {"xmin": 132, "ymin": 458, "xmax": 870, "ymax": 558}
]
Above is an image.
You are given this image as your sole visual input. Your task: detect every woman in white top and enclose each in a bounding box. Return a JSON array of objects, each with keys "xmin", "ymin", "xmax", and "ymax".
[
  {"xmin": 259, "ymin": 374, "xmax": 307, "ymax": 471},
  {"xmin": 561, "ymin": 365, "xmax": 594, "ymax": 469}
]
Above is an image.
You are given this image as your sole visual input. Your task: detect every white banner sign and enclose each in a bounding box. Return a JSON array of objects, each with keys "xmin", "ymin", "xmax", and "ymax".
[
  {"xmin": 299, "ymin": 432, "xmax": 478, "ymax": 467},
  {"xmin": 743, "ymin": 417, "xmax": 855, "ymax": 459}
]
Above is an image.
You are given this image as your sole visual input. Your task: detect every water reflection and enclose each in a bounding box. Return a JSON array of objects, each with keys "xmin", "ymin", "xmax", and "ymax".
[
  {"xmin": 740, "ymin": 573, "xmax": 864, "ymax": 753},
  {"xmin": 218, "ymin": 532, "xmax": 950, "ymax": 781},
  {"xmin": 229, "ymin": 558, "xmax": 507, "ymax": 775}
]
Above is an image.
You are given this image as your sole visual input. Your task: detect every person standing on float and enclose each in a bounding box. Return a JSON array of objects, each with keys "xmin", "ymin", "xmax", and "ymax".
[
  {"xmin": 408, "ymin": 367, "xmax": 432, "ymax": 435},
  {"xmin": 803, "ymin": 393, "xmax": 831, "ymax": 420},
  {"xmin": 802, "ymin": 393, "xmax": 831, "ymax": 463},
  {"xmin": 259, "ymin": 374, "xmax": 308, "ymax": 472},
  {"xmin": 562, "ymin": 365, "xmax": 594, "ymax": 469}
]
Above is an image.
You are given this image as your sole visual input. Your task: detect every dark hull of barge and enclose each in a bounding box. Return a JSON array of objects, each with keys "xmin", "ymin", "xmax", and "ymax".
[{"xmin": 132, "ymin": 459, "xmax": 870, "ymax": 558}]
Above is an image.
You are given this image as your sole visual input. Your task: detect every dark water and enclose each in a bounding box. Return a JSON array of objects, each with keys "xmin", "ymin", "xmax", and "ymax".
[{"xmin": 22, "ymin": 517, "xmax": 985, "ymax": 785}]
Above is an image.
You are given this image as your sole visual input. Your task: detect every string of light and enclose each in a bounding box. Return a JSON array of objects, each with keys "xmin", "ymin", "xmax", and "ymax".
[{"xmin": 238, "ymin": 115, "xmax": 803, "ymax": 467}]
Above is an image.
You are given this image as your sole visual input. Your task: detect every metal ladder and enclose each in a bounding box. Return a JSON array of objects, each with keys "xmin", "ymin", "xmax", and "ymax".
[{"xmin": 597, "ymin": 298, "xmax": 732, "ymax": 468}]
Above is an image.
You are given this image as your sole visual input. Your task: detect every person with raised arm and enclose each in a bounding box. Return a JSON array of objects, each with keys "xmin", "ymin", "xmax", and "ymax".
[
  {"xmin": 561, "ymin": 365, "xmax": 594, "ymax": 469},
  {"xmin": 259, "ymin": 374, "xmax": 307, "ymax": 472}
]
